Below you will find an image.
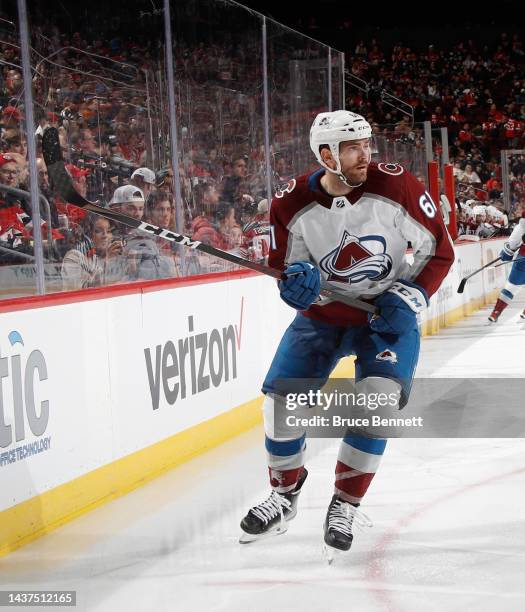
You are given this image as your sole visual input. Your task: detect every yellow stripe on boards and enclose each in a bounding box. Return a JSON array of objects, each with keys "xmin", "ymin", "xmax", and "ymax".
[{"xmin": 0, "ymin": 396, "xmax": 263, "ymax": 557}]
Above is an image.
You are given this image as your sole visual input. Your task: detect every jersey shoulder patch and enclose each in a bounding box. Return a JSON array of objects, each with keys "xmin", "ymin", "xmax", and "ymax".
[
  {"xmin": 364, "ymin": 163, "xmax": 408, "ymax": 203},
  {"xmin": 270, "ymin": 173, "xmax": 318, "ymax": 225},
  {"xmin": 376, "ymin": 162, "xmax": 405, "ymax": 176},
  {"xmin": 274, "ymin": 178, "xmax": 297, "ymax": 199}
]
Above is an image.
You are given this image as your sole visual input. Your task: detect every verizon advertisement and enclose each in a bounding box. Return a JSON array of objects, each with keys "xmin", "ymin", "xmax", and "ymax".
[{"xmin": 0, "ymin": 276, "xmax": 293, "ymax": 511}]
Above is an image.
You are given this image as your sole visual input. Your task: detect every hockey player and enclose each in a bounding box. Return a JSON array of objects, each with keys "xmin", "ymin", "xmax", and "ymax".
[
  {"xmin": 239, "ymin": 110, "xmax": 455, "ymax": 553},
  {"xmin": 488, "ymin": 213, "xmax": 525, "ymax": 322}
]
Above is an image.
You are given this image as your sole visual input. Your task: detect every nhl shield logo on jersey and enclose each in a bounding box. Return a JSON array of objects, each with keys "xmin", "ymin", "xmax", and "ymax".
[
  {"xmin": 319, "ymin": 230, "xmax": 393, "ymax": 283},
  {"xmin": 375, "ymin": 349, "xmax": 398, "ymax": 364},
  {"xmin": 332, "ymin": 196, "xmax": 350, "ymax": 209}
]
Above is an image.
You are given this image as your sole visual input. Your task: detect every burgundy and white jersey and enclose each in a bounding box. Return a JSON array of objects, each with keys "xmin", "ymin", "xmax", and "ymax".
[{"xmin": 269, "ymin": 163, "xmax": 455, "ymax": 326}]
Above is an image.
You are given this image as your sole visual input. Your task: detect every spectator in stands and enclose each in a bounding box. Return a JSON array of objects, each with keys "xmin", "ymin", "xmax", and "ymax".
[
  {"xmin": 190, "ymin": 214, "xmax": 227, "ymax": 249},
  {"xmin": 458, "ymin": 162, "xmax": 482, "ymax": 185},
  {"xmin": 0, "ymin": 153, "xmax": 32, "ymax": 259},
  {"xmin": 65, "ymin": 163, "xmax": 90, "ymax": 198},
  {"xmin": 2, "ymin": 130, "xmax": 27, "ymax": 160},
  {"xmin": 1, "ymin": 67, "xmax": 23, "ymax": 104},
  {"xmin": 220, "ymin": 154, "xmax": 250, "ymax": 206},
  {"xmin": 145, "ymin": 190, "xmax": 179, "ymax": 260},
  {"xmin": 0, "ymin": 153, "xmax": 19, "ymax": 190},
  {"xmin": 109, "ymin": 184, "xmax": 145, "ymax": 220},
  {"xmin": 1, "ymin": 106, "xmax": 24, "ymax": 136},
  {"xmin": 78, "ymin": 128, "xmax": 100, "ymax": 156},
  {"xmin": 189, "ymin": 182, "xmax": 227, "ymax": 248},
  {"xmin": 227, "ymin": 224, "xmax": 244, "ymax": 252},
  {"xmin": 216, "ymin": 204, "xmax": 238, "ymax": 242},
  {"xmin": 124, "ymin": 229, "xmax": 177, "ymax": 281},
  {"xmin": 106, "ymin": 185, "xmax": 176, "ymax": 280},
  {"xmin": 130, "ymin": 167, "xmax": 156, "ymax": 200},
  {"xmin": 146, "ymin": 190, "xmax": 174, "ymax": 230},
  {"xmin": 61, "ymin": 215, "xmax": 126, "ymax": 290},
  {"xmin": 35, "ymin": 157, "xmax": 60, "ymax": 230},
  {"xmin": 193, "ymin": 181, "xmax": 220, "ymax": 217},
  {"xmin": 156, "ymin": 166, "xmax": 174, "ymax": 191}
]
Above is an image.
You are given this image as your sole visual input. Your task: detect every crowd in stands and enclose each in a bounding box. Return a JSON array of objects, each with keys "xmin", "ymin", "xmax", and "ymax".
[
  {"xmin": 343, "ymin": 32, "xmax": 525, "ymax": 233},
  {"xmin": 1, "ymin": 8, "xmax": 524, "ymax": 296},
  {"xmin": 0, "ymin": 17, "xmax": 275, "ymax": 290}
]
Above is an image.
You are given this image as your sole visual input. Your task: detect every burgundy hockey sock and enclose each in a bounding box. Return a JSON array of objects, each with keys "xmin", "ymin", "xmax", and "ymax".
[
  {"xmin": 268, "ymin": 466, "xmax": 304, "ymax": 494},
  {"xmin": 490, "ymin": 298, "xmax": 510, "ymax": 320},
  {"xmin": 334, "ymin": 460, "xmax": 377, "ymax": 504}
]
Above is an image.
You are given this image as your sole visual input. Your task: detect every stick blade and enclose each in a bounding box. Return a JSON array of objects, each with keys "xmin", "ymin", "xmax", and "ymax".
[
  {"xmin": 41, "ymin": 126, "xmax": 97, "ymax": 208},
  {"xmin": 457, "ymin": 278, "xmax": 467, "ymax": 293},
  {"xmin": 41, "ymin": 126, "xmax": 63, "ymax": 166}
]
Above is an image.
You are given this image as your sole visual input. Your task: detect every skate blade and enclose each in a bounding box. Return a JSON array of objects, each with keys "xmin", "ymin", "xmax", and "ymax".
[
  {"xmin": 239, "ymin": 522, "xmax": 289, "ymax": 544},
  {"xmin": 323, "ymin": 543, "xmax": 344, "ymax": 565}
]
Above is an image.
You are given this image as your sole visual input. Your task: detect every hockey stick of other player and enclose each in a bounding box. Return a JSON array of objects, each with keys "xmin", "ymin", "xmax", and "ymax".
[
  {"xmin": 457, "ymin": 256, "xmax": 501, "ymax": 293},
  {"xmin": 41, "ymin": 127, "xmax": 378, "ymax": 315},
  {"xmin": 489, "ymin": 257, "xmax": 524, "ymax": 269}
]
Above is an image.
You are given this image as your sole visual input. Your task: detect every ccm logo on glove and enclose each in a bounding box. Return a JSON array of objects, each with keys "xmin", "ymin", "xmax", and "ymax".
[{"xmin": 369, "ymin": 280, "xmax": 428, "ymax": 336}]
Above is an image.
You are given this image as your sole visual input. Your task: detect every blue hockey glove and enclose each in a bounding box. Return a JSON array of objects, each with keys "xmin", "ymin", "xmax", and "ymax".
[
  {"xmin": 500, "ymin": 242, "xmax": 516, "ymax": 262},
  {"xmin": 369, "ymin": 280, "xmax": 428, "ymax": 336},
  {"xmin": 279, "ymin": 261, "xmax": 321, "ymax": 310}
]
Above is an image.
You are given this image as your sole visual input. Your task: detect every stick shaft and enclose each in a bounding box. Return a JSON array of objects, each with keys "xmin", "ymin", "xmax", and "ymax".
[{"xmin": 42, "ymin": 128, "xmax": 377, "ymax": 314}]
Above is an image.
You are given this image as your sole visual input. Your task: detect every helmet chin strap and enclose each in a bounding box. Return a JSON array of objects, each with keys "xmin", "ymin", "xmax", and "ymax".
[{"xmin": 336, "ymin": 170, "xmax": 363, "ymax": 189}]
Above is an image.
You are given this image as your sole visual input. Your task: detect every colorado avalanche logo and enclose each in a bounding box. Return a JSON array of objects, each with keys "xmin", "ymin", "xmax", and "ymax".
[
  {"xmin": 274, "ymin": 179, "xmax": 297, "ymax": 199},
  {"xmin": 319, "ymin": 231, "xmax": 393, "ymax": 284},
  {"xmin": 376, "ymin": 349, "xmax": 398, "ymax": 364}
]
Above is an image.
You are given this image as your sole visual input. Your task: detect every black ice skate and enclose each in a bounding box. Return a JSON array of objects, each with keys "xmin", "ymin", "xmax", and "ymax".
[
  {"xmin": 520, "ymin": 309, "xmax": 525, "ymax": 320},
  {"xmin": 239, "ymin": 468, "xmax": 308, "ymax": 543},
  {"xmin": 323, "ymin": 495, "xmax": 372, "ymax": 562}
]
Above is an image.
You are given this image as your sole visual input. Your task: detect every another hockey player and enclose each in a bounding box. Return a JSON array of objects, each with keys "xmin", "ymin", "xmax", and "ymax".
[
  {"xmin": 488, "ymin": 213, "xmax": 525, "ymax": 322},
  {"xmin": 239, "ymin": 110, "xmax": 455, "ymax": 553}
]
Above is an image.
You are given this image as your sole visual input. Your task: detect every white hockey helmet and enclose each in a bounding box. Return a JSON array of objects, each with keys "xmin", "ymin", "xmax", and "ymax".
[
  {"xmin": 472, "ymin": 205, "xmax": 486, "ymax": 219},
  {"xmin": 310, "ymin": 110, "xmax": 372, "ymax": 185}
]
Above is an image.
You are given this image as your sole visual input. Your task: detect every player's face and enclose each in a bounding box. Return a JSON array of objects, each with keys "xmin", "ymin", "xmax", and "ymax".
[{"xmin": 338, "ymin": 138, "xmax": 371, "ymax": 184}]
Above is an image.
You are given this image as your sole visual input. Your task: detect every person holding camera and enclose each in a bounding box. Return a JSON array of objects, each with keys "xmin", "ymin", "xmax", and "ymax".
[{"xmin": 61, "ymin": 214, "xmax": 126, "ymax": 290}]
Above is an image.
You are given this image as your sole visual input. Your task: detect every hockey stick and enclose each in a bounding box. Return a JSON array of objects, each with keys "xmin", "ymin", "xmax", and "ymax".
[
  {"xmin": 489, "ymin": 257, "xmax": 524, "ymax": 270},
  {"xmin": 457, "ymin": 256, "xmax": 501, "ymax": 293},
  {"xmin": 41, "ymin": 127, "xmax": 377, "ymax": 315}
]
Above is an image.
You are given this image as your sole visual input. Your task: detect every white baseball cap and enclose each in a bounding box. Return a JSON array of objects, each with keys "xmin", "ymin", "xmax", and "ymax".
[
  {"xmin": 109, "ymin": 184, "xmax": 145, "ymax": 205},
  {"xmin": 131, "ymin": 167, "xmax": 156, "ymax": 185},
  {"xmin": 257, "ymin": 198, "xmax": 269, "ymax": 213}
]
